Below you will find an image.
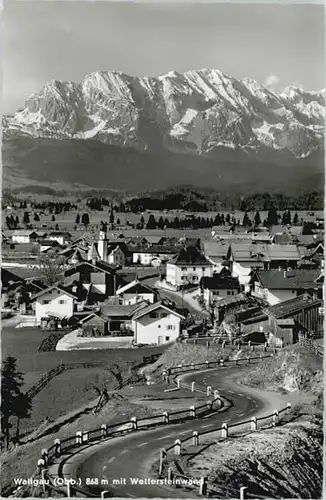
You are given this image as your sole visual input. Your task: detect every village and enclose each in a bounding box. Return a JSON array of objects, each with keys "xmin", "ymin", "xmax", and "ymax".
[{"xmin": 2, "ymin": 204, "xmax": 324, "ymax": 351}]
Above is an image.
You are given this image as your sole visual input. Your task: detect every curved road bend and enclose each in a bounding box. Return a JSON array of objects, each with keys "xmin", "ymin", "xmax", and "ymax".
[{"xmin": 60, "ymin": 363, "xmax": 267, "ymax": 498}]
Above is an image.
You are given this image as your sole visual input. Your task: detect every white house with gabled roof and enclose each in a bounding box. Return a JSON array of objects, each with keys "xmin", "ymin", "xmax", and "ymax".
[
  {"xmin": 32, "ymin": 284, "xmax": 78, "ymax": 325},
  {"xmin": 12, "ymin": 230, "xmax": 39, "ymax": 244},
  {"xmin": 116, "ymin": 279, "xmax": 158, "ymax": 305},
  {"xmin": 131, "ymin": 301, "xmax": 185, "ymax": 345}
]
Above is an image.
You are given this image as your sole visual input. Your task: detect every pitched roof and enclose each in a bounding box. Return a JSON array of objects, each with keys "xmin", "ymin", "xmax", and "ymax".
[
  {"xmin": 88, "ymin": 242, "xmax": 100, "ymax": 261},
  {"xmin": 107, "ymin": 242, "xmax": 130, "ymax": 256},
  {"xmin": 79, "ymin": 312, "xmax": 108, "ymax": 323},
  {"xmin": 268, "ymin": 245, "xmax": 301, "ymax": 261},
  {"xmin": 48, "ymin": 231, "xmax": 72, "ymax": 237},
  {"xmin": 132, "ymin": 300, "xmax": 185, "ymax": 320},
  {"xmin": 268, "ymin": 294, "xmax": 322, "ymax": 318},
  {"xmin": 202, "ymin": 240, "xmax": 230, "ymax": 258},
  {"xmin": 65, "ymin": 260, "xmax": 116, "ymax": 276},
  {"xmin": 144, "ymin": 236, "xmax": 165, "ymax": 244},
  {"xmin": 132, "ymin": 245, "xmax": 178, "ymax": 254},
  {"xmin": 32, "ymin": 284, "xmax": 79, "ymax": 300},
  {"xmin": 295, "ymin": 234, "xmax": 317, "ymax": 246},
  {"xmin": 200, "ymin": 274, "xmax": 240, "ymax": 290},
  {"xmin": 229, "ymin": 243, "xmax": 269, "ymax": 262},
  {"xmin": 68, "ymin": 249, "xmax": 84, "ymax": 264},
  {"xmin": 39, "ymin": 239, "xmax": 62, "ymax": 246},
  {"xmin": 171, "ymin": 246, "xmax": 212, "ymax": 266},
  {"xmin": 207, "ymin": 292, "xmax": 248, "ymax": 308},
  {"xmin": 253, "ymin": 269, "xmax": 322, "ymax": 290},
  {"xmin": 12, "ymin": 230, "xmax": 39, "ymax": 237},
  {"xmin": 273, "ymin": 234, "xmax": 293, "ymax": 245},
  {"xmin": 116, "ymin": 280, "xmax": 155, "ymax": 295},
  {"xmin": 1, "ymin": 268, "xmax": 24, "ymax": 288},
  {"xmin": 101, "ymin": 301, "xmax": 147, "ymax": 318}
]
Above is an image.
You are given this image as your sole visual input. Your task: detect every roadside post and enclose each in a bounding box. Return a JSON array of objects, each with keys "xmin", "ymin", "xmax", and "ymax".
[
  {"xmin": 37, "ymin": 458, "xmax": 45, "ymax": 475},
  {"xmin": 131, "ymin": 416, "xmax": 138, "ymax": 430},
  {"xmin": 75, "ymin": 432, "xmax": 82, "ymax": 446},
  {"xmin": 163, "ymin": 411, "xmax": 169, "ymax": 424},
  {"xmin": 54, "ymin": 438, "xmax": 62, "ymax": 457},
  {"xmin": 221, "ymin": 422, "xmax": 228, "ymax": 438},
  {"xmin": 174, "ymin": 439, "xmax": 181, "ymax": 455},
  {"xmin": 199, "ymin": 476, "xmax": 208, "ymax": 496},
  {"xmin": 193, "ymin": 431, "xmax": 199, "ymax": 446},
  {"xmin": 251, "ymin": 417, "xmax": 257, "ymax": 431},
  {"xmin": 240, "ymin": 486, "xmax": 247, "ymax": 499},
  {"xmin": 272, "ymin": 410, "xmax": 279, "ymax": 426}
]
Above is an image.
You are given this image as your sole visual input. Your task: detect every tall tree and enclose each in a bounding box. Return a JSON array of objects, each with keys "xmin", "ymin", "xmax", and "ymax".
[
  {"xmin": 38, "ymin": 255, "xmax": 65, "ymax": 286},
  {"xmin": 157, "ymin": 216, "xmax": 165, "ymax": 230},
  {"xmin": 267, "ymin": 206, "xmax": 278, "ymax": 226},
  {"xmin": 254, "ymin": 210, "xmax": 261, "ymax": 227},
  {"xmin": 287, "ymin": 209, "xmax": 292, "ymax": 225},
  {"xmin": 293, "ymin": 212, "xmax": 299, "ymax": 225},
  {"xmin": 146, "ymin": 214, "xmax": 157, "ymax": 229},
  {"xmin": 109, "ymin": 209, "xmax": 115, "ymax": 226},
  {"xmin": 1, "ymin": 357, "xmax": 31, "ymax": 448},
  {"xmin": 23, "ymin": 212, "xmax": 30, "ymax": 225},
  {"xmin": 81, "ymin": 213, "xmax": 90, "ymax": 227},
  {"xmin": 242, "ymin": 211, "xmax": 251, "ymax": 227}
]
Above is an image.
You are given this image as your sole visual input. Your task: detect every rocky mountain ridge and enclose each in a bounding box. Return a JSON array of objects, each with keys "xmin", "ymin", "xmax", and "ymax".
[{"xmin": 4, "ymin": 69, "xmax": 325, "ymax": 159}]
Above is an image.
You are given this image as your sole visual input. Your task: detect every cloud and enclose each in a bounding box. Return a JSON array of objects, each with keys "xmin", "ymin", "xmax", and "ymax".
[
  {"xmin": 264, "ymin": 74, "xmax": 280, "ymax": 89},
  {"xmin": 264, "ymin": 74, "xmax": 287, "ymax": 93}
]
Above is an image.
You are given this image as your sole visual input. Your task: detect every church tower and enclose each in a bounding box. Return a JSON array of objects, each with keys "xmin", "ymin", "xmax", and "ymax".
[{"xmin": 98, "ymin": 228, "xmax": 108, "ymax": 262}]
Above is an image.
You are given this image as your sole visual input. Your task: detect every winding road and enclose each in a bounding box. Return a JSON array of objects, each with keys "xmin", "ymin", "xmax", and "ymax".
[{"xmin": 53, "ymin": 362, "xmax": 278, "ymax": 498}]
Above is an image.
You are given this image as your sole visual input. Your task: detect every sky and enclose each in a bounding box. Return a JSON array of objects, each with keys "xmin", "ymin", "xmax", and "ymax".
[{"xmin": 3, "ymin": 0, "xmax": 325, "ymax": 113}]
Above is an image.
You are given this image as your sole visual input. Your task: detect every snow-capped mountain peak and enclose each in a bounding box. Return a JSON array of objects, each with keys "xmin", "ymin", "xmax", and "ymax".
[{"xmin": 3, "ymin": 68, "xmax": 325, "ymax": 159}]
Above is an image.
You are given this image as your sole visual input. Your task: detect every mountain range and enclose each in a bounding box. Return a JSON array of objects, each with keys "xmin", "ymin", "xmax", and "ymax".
[{"xmin": 3, "ymin": 69, "xmax": 325, "ymax": 194}]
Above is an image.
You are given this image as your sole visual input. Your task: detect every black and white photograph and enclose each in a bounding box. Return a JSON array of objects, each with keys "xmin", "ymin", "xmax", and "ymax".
[{"xmin": 1, "ymin": 0, "xmax": 324, "ymax": 498}]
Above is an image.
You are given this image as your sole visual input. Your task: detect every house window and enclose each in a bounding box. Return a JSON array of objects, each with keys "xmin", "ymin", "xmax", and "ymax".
[
  {"xmin": 227, "ymin": 291, "xmax": 230, "ymax": 295},
  {"xmin": 158, "ymin": 325, "xmax": 161, "ymax": 328},
  {"xmin": 193, "ymin": 267, "xmax": 196, "ymax": 271},
  {"xmin": 161, "ymin": 312, "xmax": 168, "ymax": 318},
  {"xmin": 165, "ymin": 336, "xmax": 170, "ymax": 342},
  {"xmin": 59, "ymin": 299, "xmax": 66, "ymax": 304},
  {"xmin": 202, "ymin": 267, "xmax": 206, "ymax": 271},
  {"xmin": 181, "ymin": 267, "xmax": 187, "ymax": 271},
  {"xmin": 214, "ymin": 291, "xmax": 220, "ymax": 296},
  {"xmin": 166, "ymin": 325, "xmax": 175, "ymax": 330},
  {"xmin": 43, "ymin": 300, "xmax": 50, "ymax": 305},
  {"xmin": 149, "ymin": 312, "xmax": 158, "ymax": 318},
  {"xmin": 192, "ymin": 276, "xmax": 197, "ymax": 280}
]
